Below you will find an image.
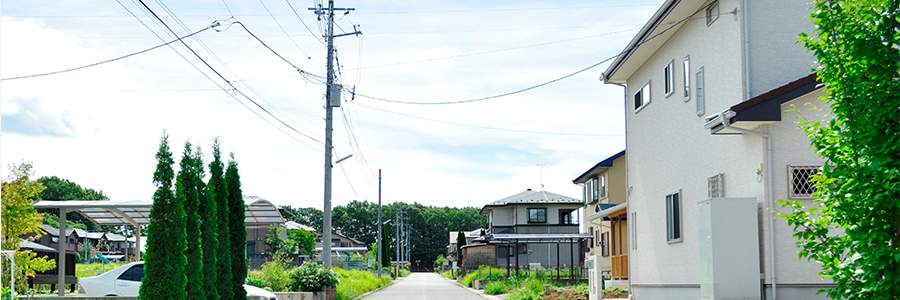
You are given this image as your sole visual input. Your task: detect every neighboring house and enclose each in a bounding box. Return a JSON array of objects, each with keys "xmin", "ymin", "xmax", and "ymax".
[
  {"xmin": 600, "ymin": 0, "xmax": 830, "ymax": 299},
  {"xmin": 573, "ymin": 150, "xmax": 628, "ymax": 292},
  {"xmin": 102, "ymin": 233, "xmax": 128, "ymax": 254},
  {"xmin": 475, "ymin": 189, "xmax": 589, "ymax": 270},
  {"xmin": 447, "ymin": 228, "xmax": 485, "ymax": 257},
  {"xmin": 25, "ymin": 225, "xmax": 92, "ymax": 253}
]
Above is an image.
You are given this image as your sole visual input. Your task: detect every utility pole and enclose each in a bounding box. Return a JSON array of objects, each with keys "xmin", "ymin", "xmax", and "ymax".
[
  {"xmin": 377, "ymin": 169, "xmax": 383, "ymax": 276},
  {"xmin": 310, "ymin": 0, "xmax": 360, "ymax": 268}
]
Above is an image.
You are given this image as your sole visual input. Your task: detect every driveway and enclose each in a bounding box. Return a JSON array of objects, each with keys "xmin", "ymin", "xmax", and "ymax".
[{"xmin": 363, "ymin": 273, "xmax": 487, "ymax": 300}]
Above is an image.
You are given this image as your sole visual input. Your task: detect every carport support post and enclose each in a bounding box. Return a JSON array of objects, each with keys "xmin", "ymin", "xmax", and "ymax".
[
  {"xmin": 135, "ymin": 224, "xmax": 141, "ymax": 261},
  {"xmin": 556, "ymin": 243, "xmax": 560, "ymax": 279},
  {"xmin": 57, "ymin": 208, "xmax": 66, "ymax": 296},
  {"xmin": 570, "ymin": 240, "xmax": 574, "ymax": 279}
]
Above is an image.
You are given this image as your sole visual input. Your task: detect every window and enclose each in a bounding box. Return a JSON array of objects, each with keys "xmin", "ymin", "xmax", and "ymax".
[
  {"xmin": 601, "ymin": 232, "xmax": 610, "ymax": 257},
  {"xmin": 583, "ymin": 178, "xmax": 599, "ymax": 203},
  {"xmin": 559, "ymin": 209, "xmax": 575, "ymax": 225},
  {"xmin": 706, "ymin": 2, "xmax": 719, "ymax": 25},
  {"xmin": 527, "ymin": 208, "xmax": 547, "ymax": 223},
  {"xmin": 789, "ymin": 165, "xmax": 820, "ymax": 198},
  {"xmin": 634, "ymin": 82, "xmax": 651, "ymax": 112},
  {"xmin": 599, "ymin": 174, "xmax": 607, "ymax": 199},
  {"xmin": 117, "ymin": 265, "xmax": 144, "ymax": 282},
  {"xmin": 631, "ymin": 212, "xmax": 637, "ymax": 250},
  {"xmin": 664, "ymin": 60, "xmax": 674, "ymax": 96},
  {"xmin": 51, "ymin": 237, "xmax": 58, "ymax": 243},
  {"xmin": 696, "ymin": 68, "xmax": 705, "ymax": 116},
  {"xmin": 708, "ymin": 173, "xmax": 724, "ymax": 198},
  {"xmin": 666, "ymin": 191, "xmax": 682, "ymax": 242},
  {"xmin": 595, "ymin": 228, "xmax": 601, "ymax": 247},
  {"xmin": 683, "ymin": 56, "xmax": 691, "ymax": 100}
]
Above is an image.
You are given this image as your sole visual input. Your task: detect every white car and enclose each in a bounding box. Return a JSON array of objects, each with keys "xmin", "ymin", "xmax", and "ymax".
[{"xmin": 79, "ymin": 261, "xmax": 277, "ymax": 300}]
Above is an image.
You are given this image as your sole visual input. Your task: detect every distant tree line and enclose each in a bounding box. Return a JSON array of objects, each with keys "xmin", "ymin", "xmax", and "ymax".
[{"xmin": 282, "ymin": 201, "xmax": 486, "ymax": 270}]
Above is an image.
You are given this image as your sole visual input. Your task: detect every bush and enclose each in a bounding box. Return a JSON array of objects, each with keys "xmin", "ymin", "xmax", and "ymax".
[
  {"xmin": 398, "ymin": 268, "xmax": 411, "ymax": 277},
  {"xmin": 245, "ymin": 277, "xmax": 266, "ymax": 289},
  {"xmin": 259, "ymin": 255, "xmax": 292, "ymax": 292},
  {"xmin": 441, "ymin": 270, "xmax": 456, "ymax": 279},
  {"xmin": 461, "ymin": 272, "xmax": 478, "ymax": 287},
  {"xmin": 333, "ymin": 268, "xmax": 392, "ymax": 300},
  {"xmin": 290, "ymin": 262, "xmax": 338, "ymax": 292},
  {"xmin": 484, "ymin": 281, "xmax": 506, "ymax": 295}
]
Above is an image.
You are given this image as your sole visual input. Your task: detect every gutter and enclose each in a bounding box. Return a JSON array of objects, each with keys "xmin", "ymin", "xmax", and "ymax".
[
  {"xmin": 720, "ymin": 111, "xmax": 777, "ymax": 300},
  {"xmin": 606, "ymin": 80, "xmax": 635, "ymax": 299}
]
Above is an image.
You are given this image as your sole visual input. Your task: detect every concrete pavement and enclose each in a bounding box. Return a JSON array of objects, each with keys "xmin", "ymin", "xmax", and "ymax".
[{"xmin": 363, "ymin": 273, "xmax": 489, "ymax": 300}]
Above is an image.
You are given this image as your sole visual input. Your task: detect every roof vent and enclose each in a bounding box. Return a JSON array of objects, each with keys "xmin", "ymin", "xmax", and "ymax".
[{"xmin": 526, "ymin": 188, "xmax": 532, "ymax": 191}]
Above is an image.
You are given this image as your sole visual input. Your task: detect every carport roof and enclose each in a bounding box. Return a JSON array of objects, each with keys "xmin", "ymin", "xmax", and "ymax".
[
  {"xmin": 33, "ymin": 196, "xmax": 285, "ymax": 226},
  {"xmin": 489, "ymin": 233, "xmax": 593, "ymax": 243}
]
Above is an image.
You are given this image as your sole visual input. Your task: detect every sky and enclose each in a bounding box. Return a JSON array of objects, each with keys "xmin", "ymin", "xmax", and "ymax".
[{"xmin": 1, "ymin": 0, "xmax": 662, "ymax": 210}]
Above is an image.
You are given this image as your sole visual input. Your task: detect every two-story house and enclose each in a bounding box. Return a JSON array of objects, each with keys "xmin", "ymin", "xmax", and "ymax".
[
  {"xmin": 600, "ymin": 1, "xmax": 831, "ymax": 299},
  {"xmin": 573, "ymin": 150, "xmax": 628, "ymax": 296},
  {"xmin": 478, "ymin": 189, "xmax": 589, "ymax": 271}
]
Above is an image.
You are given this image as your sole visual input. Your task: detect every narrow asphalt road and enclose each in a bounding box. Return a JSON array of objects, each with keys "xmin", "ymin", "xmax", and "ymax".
[{"xmin": 363, "ymin": 273, "xmax": 486, "ymax": 300}]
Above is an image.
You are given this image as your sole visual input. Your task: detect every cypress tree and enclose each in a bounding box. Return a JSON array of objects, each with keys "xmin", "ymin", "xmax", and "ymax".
[
  {"xmin": 139, "ymin": 132, "xmax": 187, "ymax": 300},
  {"xmin": 208, "ymin": 139, "xmax": 229, "ymax": 300},
  {"xmin": 226, "ymin": 154, "xmax": 247, "ymax": 300},
  {"xmin": 195, "ymin": 145, "xmax": 220, "ymax": 300},
  {"xmin": 178, "ymin": 142, "xmax": 204, "ymax": 299}
]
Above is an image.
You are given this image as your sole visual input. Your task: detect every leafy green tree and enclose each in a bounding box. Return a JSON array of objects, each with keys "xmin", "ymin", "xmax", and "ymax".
[
  {"xmin": 264, "ymin": 225, "xmax": 286, "ymax": 255},
  {"xmin": 36, "ymin": 176, "xmax": 108, "ymax": 232},
  {"xmin": 779, "ymin": 1, "xmax": 900, "ymax": 299},
  {"xmin": 208, "ymin": 139, "xmax": 230, "ymax": 300},
  {"xmin": 1, "ymin": 163, "xmax": 56, "ymax": 292},
  {"xmin": 226, "ymin": 154, "xmax": 247, "ymax": 300},
  {"xmin": 177, "ymin": 142, "xmax": 205, "ymax": 299},
  {"xmin": 455, "ymin": 231, "xmax": 465, "ymax": 262},
  {"xmin": 282, "ymin": 206, "xmax": 323, "ymax": 232},
  {"xmin": 286, "ymin": 229, "xmax": 316, "ymax": 257},
  {"xmin": 381, "ymin": 224, "xmax": 391, "ymax": 268},
  {"xmin": 139, "ymin": 132, "xmax": 187, "ymax": 300}
]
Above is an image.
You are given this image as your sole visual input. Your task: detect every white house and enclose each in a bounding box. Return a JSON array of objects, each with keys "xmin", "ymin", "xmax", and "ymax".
[{"xmin": 601, "ymin": 0, "xmax": 831, "ymax": 299}]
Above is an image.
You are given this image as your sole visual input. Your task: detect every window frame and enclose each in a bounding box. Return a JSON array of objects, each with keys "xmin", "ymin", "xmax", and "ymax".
[
  {"xmin": 634, "ymin": 82, "xmax": 651, "ymax": 113},
  {"xmin": 527, "ymin": 207, "xmax": 547, "ymax": 223},
  {"xmin": 696, "ymin": 67, "xmax": 705, "ymax": 116},
  {"xmin": 664, "ymin": 60, "xmax": 675, "ymax": 96},
  {"xmin": 601, "ymin": 232, "xmax": 610, "ymax": 257},
  {"xmin": 706, "ymin": 1, "xmax": 719, "ymax": 26},
  {"xmin": 631, "ymin": 212, "xmax": 637, "ymax": 250},
  {"xmin": 666, "ymin": 191, "xmax": 683, "ymax": 243},
  {"xmin": 788, "ymin": 165, "xmax": 821, "ymax": 199},
  {"xmin": 599, "ymin": 174, "xmax": 607, "ymax": 199},
  {"xmin": 683, "ymin": 56, "xmax": 691, "ymax": 101}
]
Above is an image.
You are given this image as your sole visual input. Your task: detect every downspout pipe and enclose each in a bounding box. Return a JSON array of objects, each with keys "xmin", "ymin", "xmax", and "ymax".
[
  {"xmin": 721, "ymin": 111, "xmax": 777, "ymax": 300},
  {"xmin": 606, "ymin": 80, "xmax": 633, "ymax": 299}
]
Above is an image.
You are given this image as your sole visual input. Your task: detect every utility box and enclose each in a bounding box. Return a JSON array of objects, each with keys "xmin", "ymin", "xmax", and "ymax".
[
  {"xmin": 698, "ymin": 197, "xmax": 760, "ymax": 300},
  {"xmin": 328, "ymin": 84, "xmax": 342, "ymax": 107}
]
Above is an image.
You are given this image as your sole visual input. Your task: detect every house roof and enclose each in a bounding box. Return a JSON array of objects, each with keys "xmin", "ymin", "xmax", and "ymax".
[
  {"xmin": 332, "ymin": 230, "xmax": 365, "ymax": 246},
  {"xmin": 284, "ymin": 221, "xmax": 316, "ymax": 232},
  {"xmin": 572, "ymin": 150, "xmax": 625, "ymax": 184},
  {"xmin": 602, "ymin": 0, "xmax": 712, "ymax": 83},
  {"xmin": 706, "ymin": 73, "xmax": 821, "ymax": 134},
  {"xmin": 104, "ymin": 233, "xmax": 127, "ymax": 242},
  {"xmin": 20, "ymin": 239, "xmax": 58, "ymax": 253},
  {"xmin": 480, "ymin": 189, "xmax": 581, "ymax": 214}
]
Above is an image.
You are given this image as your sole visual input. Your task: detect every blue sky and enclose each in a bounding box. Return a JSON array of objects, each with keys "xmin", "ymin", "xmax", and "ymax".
[{"xmin": 0, "ymin": 0, "xmax": 661, "ymax": 209}]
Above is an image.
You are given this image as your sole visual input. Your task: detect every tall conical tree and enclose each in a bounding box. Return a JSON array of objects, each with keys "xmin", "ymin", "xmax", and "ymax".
[
  {"xmin": 139, "ymin": 132, "xmax": 187, "ymax": 300},
  {"xmin": 226, "ymin": 154, "xmax": 247, "ymax": 300},
  {"xmin": 178, "ymin": 142, "xmax": 204, "ymax": 299},
  {"xmin": 208, "ymin": 139, "xmax": 229, "ymax": 300},
  {"xmin": 194, "ymin": 145, "xmax": 220, "ymax": 300}
]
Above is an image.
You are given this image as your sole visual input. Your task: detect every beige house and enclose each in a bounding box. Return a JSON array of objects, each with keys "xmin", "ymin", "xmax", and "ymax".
[{"xmin": 574, "ymin": 150, "xmax": 627, "ymax": 283}]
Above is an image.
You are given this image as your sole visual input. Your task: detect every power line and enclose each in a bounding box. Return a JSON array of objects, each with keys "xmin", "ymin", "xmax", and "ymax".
[
  {"xmin": 257, "ymin": 0, "xmax": 316, "ymax": 61},
  {"xmin": 0, "ymin": 24, "xmax": 216, "ymax": 81},
  {"xmin": 351, "ymin": 5, "xmax": 724, "ymax": 105},
  {"xmin": 285, "ymin": 0, "xmax": 326, "ymax": 45},
  {"xmin": 353, "ymin": 102, "xmax": 623, "ymax": 137}
]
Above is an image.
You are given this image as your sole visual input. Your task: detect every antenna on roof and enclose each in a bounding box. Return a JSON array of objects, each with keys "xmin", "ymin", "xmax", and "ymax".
[{"xmin": 537, "ymin": 164, "xmax": 545, "ymax": 190}]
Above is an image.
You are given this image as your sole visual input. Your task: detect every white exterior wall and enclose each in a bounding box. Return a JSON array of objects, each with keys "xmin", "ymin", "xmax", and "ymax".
[
  {"xmin": 490, "ymin": 207, "xmax": 515, "ymax": 226},
  {"xmin": 513, "ymin": 204, "xmax": 579, "ymax": 226},
  {"xmin": 746, "ymin": 0, "xmax": 817, "ymax": 98},
  {"xmin": 626, "ymin": 1, "xmax": 755, "ymax": 298}
]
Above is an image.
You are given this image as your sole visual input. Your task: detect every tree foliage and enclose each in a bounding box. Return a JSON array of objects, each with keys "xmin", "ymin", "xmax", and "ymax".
[
  {"xmin": 36, "ymin": 176, "xmax": 108, "ymax": 232},
  {"xmin": 282, "ymin": 206, "xmax": 323, "ymax": 233},
  {"xmin": 139, "ymin": 132, "xmax": 187, "ymax": 300},
  {"xmin": 1, "ymin": 163, "xmax": 56, "ymax": 292},
  {"xmin": 208, "ymin": 139, "xmax": 230, "ymax": 300},
  {"xmin": 226, "ymin": 155, "xmax": 247, "ymax": 300},
  {"xmin": 780, "ymin": 1, "xmax": 900, "ymax": 299},
  {"xmin": 177, "ymin": 142, "xmax": 205, "ymax": 299},
  {"xmin": 287, "ymin": 229, "xmax": 317, "ymax": 258}
]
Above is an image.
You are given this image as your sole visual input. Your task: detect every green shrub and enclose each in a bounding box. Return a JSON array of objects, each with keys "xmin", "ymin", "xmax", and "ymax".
[
  {"xmin": 245, "ymin": 277, "xmax": 266, "ymax": 288},
  {"xmin": 398, "ymin": 268, "xmax": 411, "ymax": 277},
  {"xmin": 506, "ymin": 287, "xmax": 542, "ymax": 300},
  {"xmin": 484, "ymin": 281, "xmax": 506, "ymax": 295},
  {"xmin": 461, "ymin": 272, "xmax": 478, "ymax": 287},
  {"xmin": 441, "ymin": 270, "xmax": 456, "ymax": 279},
  {"xmin": 289, "ymin": 262, "xmax": 338, "ymax": 292},
  {"xmin": 259, "ymin": 256, "xmax": 293, "ymax": 292},
  {"xmin": 572, "ymin": 282, "xmax": 589, "ymax": 297}
]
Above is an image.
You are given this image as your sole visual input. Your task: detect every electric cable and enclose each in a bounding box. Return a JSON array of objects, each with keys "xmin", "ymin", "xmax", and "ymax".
[
  {"xmin": 284, "ymin": 0, "xmax": 326, "ymax": 45},
  {"xmin": 258, "ymin": 0, "xmax": 316, "ymax": 61}
]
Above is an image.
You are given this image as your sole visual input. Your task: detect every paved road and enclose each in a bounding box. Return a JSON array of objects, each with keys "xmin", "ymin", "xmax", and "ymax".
[{"xmin": 363, "ymin": 273, "xmax": 486, "ymax": 300}]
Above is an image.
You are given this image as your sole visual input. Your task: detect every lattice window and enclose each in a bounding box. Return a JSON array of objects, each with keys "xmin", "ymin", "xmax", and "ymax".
[
  {"xmin": 708, "ymin": 173, "xmax": 724, "ymax": 198},
  {"xmin": 789, "ymin": 165, "xmax": 820, "ymax": 198}
]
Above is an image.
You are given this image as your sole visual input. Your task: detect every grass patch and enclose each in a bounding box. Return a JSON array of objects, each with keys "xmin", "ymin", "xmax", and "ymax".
[
  {"xmin": 333, "ymin": 268, "xmax": 392, "ymax": 300},
  {"xmin": 440, "ymin": 270, "xmax": 456, "ymax": 279},
  {"xmin": 461, "ymin": 272, "xmax": 478, "ymax": 287},
  {"xmin": 483, "ymin": 281, "xmax": 506, "ymax": 295},
  {"xmin": 398, "ymin": 268, "xmax": 411, "ymax": 277},
  {"xmin": 75, "ymin": 262, "xmax": 128, "ymax": 278}
]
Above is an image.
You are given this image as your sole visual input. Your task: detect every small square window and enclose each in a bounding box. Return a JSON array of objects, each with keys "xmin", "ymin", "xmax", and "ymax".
[
  {"xmin": 664, "ymin": 60, "xmax": 674, "ymax": 96},
  {"xmin": 789, "ymin": 165, "xmax": 821, "ymax": 198},
  {"xmin": 708, "ymin": 173, "xmax": 724, "ymax": 198},
  {"xmin": 634, "ymin": 82, "xmax": 651, "ymax": 112},
  {"xmin": 666, "ymin": 191, "xmax": 682, "ymax": 242},
  {"xmin": 707, "ymin": 2, "xmax": 719, "ymax": 25},
  {"xmin": 527, "ymin": 208, "xmax": 547, "ymax": 223}
]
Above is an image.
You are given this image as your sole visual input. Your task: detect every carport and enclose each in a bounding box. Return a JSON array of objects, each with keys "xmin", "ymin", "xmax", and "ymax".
[
  {"xmin": 488, "ymin": 233, "xmax": 593, "ymax": 279},
  {"xmin": 33, "ymin": 197, "xmax": 286, "ymax": 296}
]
